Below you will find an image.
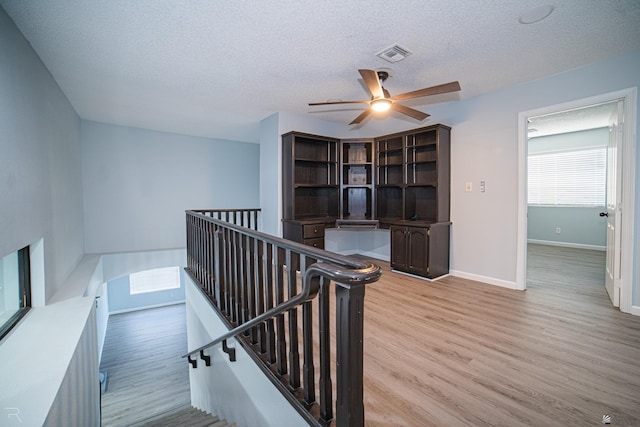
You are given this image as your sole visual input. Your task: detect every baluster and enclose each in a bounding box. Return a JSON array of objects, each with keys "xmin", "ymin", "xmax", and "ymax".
[
  {"xmin": 335, "ymin": 280, "xmax": 366, "ymax": 427},
  {"xmin": 246, "ymin": 235, "xmax": 257, "ymax": 343},
  {"xmin": 275, "ymin": 247, "xmax": 287, "ymax": 375},
  {"xmin": 210, "ymin": 222, "xmax": 215, "ymax": 297},
  {"xmin": 196, "ymin": 216, "xmax": 202, "ymax": 283},
  {"xmin": 205, "ymin": 220, "xmax": 211, "ymax": 297},
  {"xmin": 318, "ymin": 276, "xmax": 333, "ymax": 422},
  {"xmin": 230, "ymin": 229, "xmax": 239, "ymax": 324},
  {"xmin": 264, "ymin": 243, "xmax": 276, "ymax": 363},
  {"xmin": 213, "ymin": 224, "xmax": 222, "ymax": 309},
  {"xmin": 199, "ymin": 216, "xmax": 205, "ymax": 286},
  {"xmin": 239, "ymin": 234, "xmax": 249, "ymax": 329},
  {"xmin": 221, "ymin": 226, "xmax": 229, "ymax": 315},
  {"xmin": 222, "ymin": 227, "xmax": 232, "ymax": 316},
  {"xmin": 186, "ymin": 215, "xmax": 191, "ymax": 271},
  {"xmin": 228, "ymin": 228, "xmax": 235, "ymax": 323},
  {"xmin": 287, "ymin": 249, "xmax": 301, "ymax": 389},
  {"xmin": 254, "ymin": 239, "xmax": 266, "ymax": 352},
  {"xmin": 302, "ymin": 256, "xmax": 317, "ymax": 405}
]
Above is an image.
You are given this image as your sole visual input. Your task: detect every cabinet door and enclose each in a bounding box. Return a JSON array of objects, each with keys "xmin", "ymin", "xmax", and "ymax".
[
  {"xmin": 406, "ymin": 227, "xmax": 429, "ymax": 276},
  {"xmin": 390, "ymin": 226, "xmax": 407, "ymax": 270}
]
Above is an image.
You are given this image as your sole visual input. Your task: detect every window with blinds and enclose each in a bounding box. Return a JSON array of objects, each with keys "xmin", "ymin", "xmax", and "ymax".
[
  {"xmin": 528, "ymin": 147, "xmax": 606, "ymax": 206},
  {"xmin": 129, "ymin": 266, "xmax": 180, "ymax": 295}
]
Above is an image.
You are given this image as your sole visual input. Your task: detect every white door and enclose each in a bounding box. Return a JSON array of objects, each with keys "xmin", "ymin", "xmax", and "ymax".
[{"xmin": 604, "ymin": 100, "xmax": 623, "ymax": 307}]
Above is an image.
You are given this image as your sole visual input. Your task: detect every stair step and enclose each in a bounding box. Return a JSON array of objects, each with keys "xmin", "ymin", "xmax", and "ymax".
[{"xmin": 129, "ymin": 405, "xmax": 230, "ymax": 427}]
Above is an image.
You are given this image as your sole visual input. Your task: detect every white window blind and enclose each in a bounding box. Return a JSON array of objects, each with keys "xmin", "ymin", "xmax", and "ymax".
[
  {"xmin": 130, "ymin": 266, "xmax": 180, "ymax": 295},
  {"xmin": 528, "ymin": 147, "xmax": 606, "ymax": 206}
]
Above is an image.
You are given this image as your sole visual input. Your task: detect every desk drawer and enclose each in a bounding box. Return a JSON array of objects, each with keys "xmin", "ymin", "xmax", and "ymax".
[
  {"xmin": 303, "ymin": 237, "xmax": 324, "ymax": 249},
  {"xmin": 303, "ymin": 224, "xmax": 325, "ymax": 238}
]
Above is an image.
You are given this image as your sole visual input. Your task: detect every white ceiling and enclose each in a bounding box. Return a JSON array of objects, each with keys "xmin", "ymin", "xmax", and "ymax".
[{"xmin": 2, "ymin": 0, "xmax": 639, "ymax": 142}]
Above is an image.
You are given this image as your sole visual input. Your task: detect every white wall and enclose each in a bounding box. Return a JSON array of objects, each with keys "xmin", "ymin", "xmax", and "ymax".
[
  {"xmin": 0, "ymin": 6, "xmax": 84, "ymax": 302},
  {"xmin": 259, "ymin": 114, "xmax": 281, "ymax": 236},
  {"xmin": 258, "ymin": 50, "xmax": 640, "ymax": 301},
  {"xmin": 445, "ymin": 50, "xmax": 639, "ymax": 292},
  {"xmin": 81, "ymin": 121, "xmax": 260, "ymax": 254},
  {"xmin": 186, "ymin": 276, "xmax": 307, "ymax": 427},
  {"xmin": 0, "ymin": 297, "xmax": 99, "ymax": 427}
]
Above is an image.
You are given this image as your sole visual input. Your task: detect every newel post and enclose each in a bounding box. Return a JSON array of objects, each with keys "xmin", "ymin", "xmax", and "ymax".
[{"xmin": 335, "ymin": 281, "xmax": 366, "ymax": 427}]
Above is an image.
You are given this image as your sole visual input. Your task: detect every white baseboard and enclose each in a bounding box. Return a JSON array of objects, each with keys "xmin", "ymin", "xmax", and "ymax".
[
  {"xmin": 527, "ymin": 239, "xmax": 606, "ymax": 251},
  {"xmin": 450, "ymin": 270, "xmax": 518, "ymax": 290},
  {"xmin": 108, "ymin": 300, "xmax": 185, "ymax": 315},
  {"xmin": 390, "ymin": 269, "xmax": 450, "ymax": 282},
  {"xmin": 630, "ymin": 305, "xmax": 640, "ymax": 316}
]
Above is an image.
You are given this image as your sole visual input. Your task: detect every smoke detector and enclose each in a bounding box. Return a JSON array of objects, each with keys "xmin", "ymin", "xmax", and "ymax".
[{"xmin": 376, "ymin": 44, "xmax": 413, "ymax": 63}]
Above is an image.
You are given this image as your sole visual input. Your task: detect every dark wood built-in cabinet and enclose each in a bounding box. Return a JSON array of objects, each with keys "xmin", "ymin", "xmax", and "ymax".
[
  {"xmin": 376, "ymin": 126, "xmax": 450, "ymax": 226},
  {"xmin": 282, "ymin": 132, "xmax": 339, "ymax": 249},
  {"xmin": 390, "ymin": 222, "xmax": 451, "ymax": 278},
  {"xmin": 282, "ymin": 125, "xmax": 451, "ymax": 279}
]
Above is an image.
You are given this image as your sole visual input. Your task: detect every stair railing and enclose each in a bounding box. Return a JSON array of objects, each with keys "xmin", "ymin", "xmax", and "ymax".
[{"xmin": 184, "ymin": 209, "xmax": 381, "ymax": 427}]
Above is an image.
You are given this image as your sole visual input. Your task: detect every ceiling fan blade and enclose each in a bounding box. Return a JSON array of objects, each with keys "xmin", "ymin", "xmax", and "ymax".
[
  {"xmin": 359, "ymin": 69, "xmax": 384, "ymax": 99},
  {"xmin": 349, "ymin": 109, "xmax": 372, "ymax": 125},
  {"xmin": 391, "ymin": 103, "xmax": 430, "ymax": 121},
  {"xmin": 309, "ymin": 100, "xmax": 370, "ymax": 106},
  {"xmin": 391, "ymin": 81, "xmax": 461, "ymax": 102}
]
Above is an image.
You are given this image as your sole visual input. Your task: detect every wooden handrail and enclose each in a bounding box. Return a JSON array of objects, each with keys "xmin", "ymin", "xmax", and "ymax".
[
  {"xmin": 183, "ymin": 260, "xmax": 379, "ymax": 358},
  {"xmin": 184, "ymin": 209, "xmax": 382, "ymax": 427}
]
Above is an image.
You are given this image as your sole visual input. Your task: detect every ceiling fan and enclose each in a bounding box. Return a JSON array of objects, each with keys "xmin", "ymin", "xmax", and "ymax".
[{"xmin": 309, "ymin": 69, "xmax": 461, "ymax": 125}]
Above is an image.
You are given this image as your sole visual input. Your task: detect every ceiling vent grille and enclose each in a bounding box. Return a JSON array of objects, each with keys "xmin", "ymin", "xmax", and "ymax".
[{"xmin": 376, "ymin": 44, "xmax": 413, "ymax": 63}]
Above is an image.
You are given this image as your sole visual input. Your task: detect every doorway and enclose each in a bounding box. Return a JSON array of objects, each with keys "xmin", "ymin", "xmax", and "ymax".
[{"xmin": 516, "ymin": 88, "xmax": 637, "ymax": 314}]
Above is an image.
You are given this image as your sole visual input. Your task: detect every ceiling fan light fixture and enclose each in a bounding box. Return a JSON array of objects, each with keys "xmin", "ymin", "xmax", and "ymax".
[{"xmin": 371, "ymin": 98, "xmax": 392, "ymax": 112}]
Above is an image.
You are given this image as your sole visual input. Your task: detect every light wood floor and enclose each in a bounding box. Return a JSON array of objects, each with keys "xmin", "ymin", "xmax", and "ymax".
[
  {"xmin": 100, "ymin": 304, "xmax": 191, "ymax": 426},
  {"xmin": 359, "ymin": 245, "xmax": 639, "ymax": 426},
  {"xmin": 100, "ymin": 246, "xmax": 640, "ymax": 426}
]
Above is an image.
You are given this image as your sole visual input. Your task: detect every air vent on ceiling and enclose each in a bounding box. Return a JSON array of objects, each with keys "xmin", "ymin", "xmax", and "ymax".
[{"xmin": 376, "ymin": 44, "xmax": 413, "ymax": 63}]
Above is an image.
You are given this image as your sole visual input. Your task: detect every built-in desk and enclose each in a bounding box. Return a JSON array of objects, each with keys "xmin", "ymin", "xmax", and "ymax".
[
  {"xmin": 325, "ymin": 221, "xmax": 451, "ymax": 279},
  {"xmin": 325, "ymin": 227, "xmax": 391, "ymax": 262}
]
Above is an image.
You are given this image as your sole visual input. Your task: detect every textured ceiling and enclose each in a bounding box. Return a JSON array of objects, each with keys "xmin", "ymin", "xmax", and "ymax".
[{"xmin": 2, "ymin": 0, "xmax": 639, "ymax": 142}]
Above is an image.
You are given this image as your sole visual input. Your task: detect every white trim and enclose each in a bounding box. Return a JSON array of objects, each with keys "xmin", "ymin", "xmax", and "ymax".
[
  {"xmin": 527, "ymin": 239, "xmax": 606, "ymax": 251},
  {"xmin": 390, "ymin": 269, "xmax": 450, "ymax": 282},
  {"xmin": 631, "ymin": 305, "xmax": 640, "ymax": 316},
  {"xmin": 108, "ymin": 300, "xmax": 185, "ymax": 315},
  {"xmin": 450, "ymin": 270, "xmax": 517, "ymax": 290},
  {"xmin": 619, "ymin": 88, "xmax": 637, "ymax": 314},
  {"xmin": 517, "ymin": 87, "xmax": 637, "ymax": 314}
]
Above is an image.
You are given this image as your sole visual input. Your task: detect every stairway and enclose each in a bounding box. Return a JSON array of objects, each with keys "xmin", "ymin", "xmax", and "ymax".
[{"xmin": 127, "ymin": 405, "xmax": 234, "ymax": 427}]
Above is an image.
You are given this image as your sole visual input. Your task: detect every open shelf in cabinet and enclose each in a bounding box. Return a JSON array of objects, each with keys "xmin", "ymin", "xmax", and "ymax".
[
  {"xmin": 294, "ymin": 186, "xmax": 339, "ymax": 218},
  {"xmin": 295, "ymin": 160, "xmax": 337, "ymax": 185},
  {"xmin": 405, "ymin": 186, "xmax": 437, "ymax": 222},
  {"xmin": 342, "ymin": 187, "xmax": 372, "ymax": 219},
  {"xmin": 376, "ymin": 186, "xmax": 403, "ymax": 221},
  {"xmin": 407, "ymin": 162, "xmax": 436, "ymax": 184},
  {"xmin": 340, "ymin": 139, "xmax": 374, "ymax": 220},
  {"xmin": 294, "ymin": 137, "xmax": 336, "ymax": 162}
]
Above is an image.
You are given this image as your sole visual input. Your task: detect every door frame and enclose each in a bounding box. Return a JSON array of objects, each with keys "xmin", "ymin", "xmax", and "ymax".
[{"xmin": 516, "ymin": 87, "xmax": 637, "ymax": 314}]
